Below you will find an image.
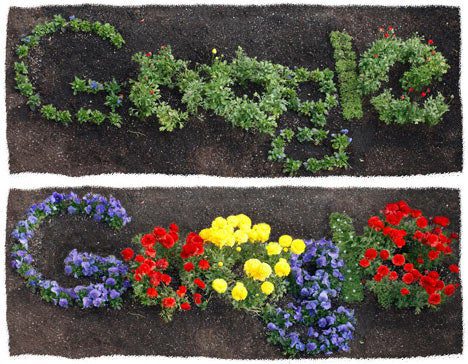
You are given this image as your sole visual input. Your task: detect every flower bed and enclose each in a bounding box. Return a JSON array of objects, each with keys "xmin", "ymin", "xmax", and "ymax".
[
  {"xmin": 13, "ymin": 15, "xmax": 453, "ymax": 175},
  {"xmin": 9, "ymin": 192, "xmax": 462, "ymax": 357},
  {"xmin": 10, "ymin": 192, "xmax": 131, "ymax": 308},
  {"xmin": 330, "ymin": 200, "xmax": 460, "ymax": 312}
]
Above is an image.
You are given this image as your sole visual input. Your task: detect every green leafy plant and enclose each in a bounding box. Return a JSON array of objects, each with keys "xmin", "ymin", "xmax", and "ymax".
[
  {"xmin": 330, "ymin": 31, "xmax": 363, "ymax": 120},
  {"xmin": 359, "ymin": 27, "xmax": 450, "ymax": 125}
]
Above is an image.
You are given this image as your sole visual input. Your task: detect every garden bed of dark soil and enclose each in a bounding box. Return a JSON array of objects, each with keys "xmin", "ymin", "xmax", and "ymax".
[
  {"xmin": 6, "ymin": 187, "xmax": 462, "ymax": 358},
  {"xmin": 6, "ymin": 5, "xmax": 461, "ymax": 176}
]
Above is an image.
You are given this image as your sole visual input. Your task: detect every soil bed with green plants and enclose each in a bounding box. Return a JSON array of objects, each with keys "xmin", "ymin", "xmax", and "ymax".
[{"xmin": 6, "ymin": 5, "xmax": 461, "ymax": 176}]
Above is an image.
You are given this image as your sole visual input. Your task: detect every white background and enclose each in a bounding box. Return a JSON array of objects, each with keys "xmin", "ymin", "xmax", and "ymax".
[{"xmin": 0, "ymin": 1, "xmax": 465, "ymax": 363}]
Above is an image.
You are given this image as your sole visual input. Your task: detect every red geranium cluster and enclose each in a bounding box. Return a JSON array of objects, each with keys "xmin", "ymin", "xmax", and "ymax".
[
  {"xmin": 361, "ymin": 201, "xmax": 460, "ymax": 307},
  {"xmin": 121, "ymin": 223, "xmax": 210, "ymax": 320}
]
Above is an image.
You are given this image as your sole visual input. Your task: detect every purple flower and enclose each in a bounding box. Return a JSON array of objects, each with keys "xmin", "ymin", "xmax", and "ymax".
[{"xmin": 58, "ymin": 298, "xmax": 68, "ymax": 308}]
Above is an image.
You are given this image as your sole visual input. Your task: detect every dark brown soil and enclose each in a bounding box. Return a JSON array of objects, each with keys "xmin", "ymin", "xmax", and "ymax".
[
  {"xmin": 6, "ymin": 5, "xmax": 462, "ymax": 176},
  {"xmin": 6, "ymin": 188, "xmax": 462, "ymax": 358}
]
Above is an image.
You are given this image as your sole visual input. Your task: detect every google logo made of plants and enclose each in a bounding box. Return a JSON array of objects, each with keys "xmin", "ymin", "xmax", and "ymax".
[{"xmin": 14, "ymin": 15, "xmax": 453, "ymax": 175}]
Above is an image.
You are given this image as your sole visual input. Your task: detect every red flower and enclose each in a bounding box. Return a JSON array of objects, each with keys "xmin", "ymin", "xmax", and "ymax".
[
  {"xmin": 428, "ymin": 250, "xmax": 440, "ymax": 261},
  {"xmin": 417, "ymin": 257, "xmax": 424, "ymax": 264},
  {"xmin": 160, "ymin": 234, "xmax": 175, "ymax": 249},
  {"xmin": 409, "ymin": 87, "xmax": 414, "ymax": 93},
  {"xmin": 180, "ymin": 302, "xmax": 191, "ymax": 311},
  {"xmin": 428, "ymin": 271, "xmax": 440, "ymax": 280},
  {"xmin": 428, "ymin": 39, "xmax": 434, "ymax": 45},
  {"xmin": 449, "ymin": 264, "xmax": 460, "ymax": 274},
  {"xmin": 421, "ymin": 91, "xmax": 427, "ymax": 97},
  {"xmin": 359, "ymin": 258, "xmax": 370, "ymax": 268},
  {"xmin": 135, "ymin": 254, "xmax": 145, "ymax": 263},
  {"xmin": 416, "ymin": 217, "xmax": 428, "ymax": 229},
  {"xmin": 155, "ymin": 258, "xmax": 169, "ymax": 270},
  {"xmin": 380, "ymin": 250, "xmax": 390, "ymax": 260},
  {"xmin": 141, "ymin": 234, "xmax": 156, "ymax": 248},
  {"xmin": 411, "ymin": 209, "xmax": 422, "ymax": 218},
  {"xmin": 169, "ymin": 223, "xmax": 179, "ymax": 233},
  {"xmin": 373, "ymin": 273, "xmax": 383, "ymax": 282},
  {"xmin": 392, "ymin": 254, "xmax": 405, "ymax": 266},
  {"xmin": 181, "ymin": 233, "xmax": 205, "ymax": 259},
  {"xmin": 194, "ymin": 278, "xmax": 206, "ymax": 290},
  {"xmin": 162, "ymin": 297, "xmax": 176, "ymax": 308},
  {"xmin": 364, "ymin": 248, "xmax": 378, "ymax": 260},
  {"xmin": 145, "ymin": 52, "xmax": 152, "ymax": 57},
  {"xmin": 377, "ymin": 265, "xmax": 390, "ymax": 277},
  {"xmin": 184, "ymin": 262, "xmax": 195, "ymax": 272},
  {"xmin": 384, "ymin": 32, "xmax": 389, "ymax": 38},
  {"xmin": 153, "ymin": 227, "xmax": 166, "ymax": 237},
  {"xmin": 121, "ymin": 248, "xmax": 134, "ymax": 261},
  {"xmin": 193, "ymin": 293, "xmax": 202, "ymax": 305},
  {"xmin": 161, "ymin": 274, "xmax": 172, "ymax": 285},
  {"xmin": 402, "ymin": 273, "xmax": 414, "ymax": 285},
  {"xmin": 176, "ymin": 285, "xmax": 187, "ymax": 298},
  {"xmin": 198, "ymin": 259, "xmax": 210, "ymax": 270},
  {"xmin": 368, "ymin": 216, "xmax": 384, "ymax": 231},
  {"xmin": 443, "ymin": 284, "xmax": 456, "ymax": 296},
  {"xmin": 403, "ymin": 263, "xmax": 414, "ymax": 272},
  {"xmin": 428, "ymin": 293, "xmax": 441, "ymax": 305},
  {"xmin": 433, "ymin": 216, "xmax": 450, "ymax": 227},
  {"xmin": 388, "ymin": 26, "xmax": 394, "ymax": 31},
  {"xmin": 146, "ymin": 287, "xmax": 158, "ymax": 298},
  {"xmin": 389, "ymin": 271, "xmax": 398, "ymax": 281},
  {"xmin": 400, "ymin": 288, "xmax": 410, "ymax": 296},
  {"xmin": 145, "ymin": 247, "xmax": 156, "ymax": 258}
]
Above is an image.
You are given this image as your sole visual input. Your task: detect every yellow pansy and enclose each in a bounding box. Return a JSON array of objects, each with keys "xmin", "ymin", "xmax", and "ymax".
[
  {"xmin": 232, "ymin": 282, "xmax": 248, "ymax": 301},
  {"xmin": 199, "ymin": 228, "xmax": 211, "ymax": 241},
  {"xmin": 291, "ymin": 239, "xmax": 306, "ymax": 255},
  {"xmin": 261, "ymin": 281, "xmax": 275, "ymax": 295},
  {"xmin": 274, "ymin": 258, "xmax": 291, "ymax": 277},
  {"xmin": 212, "ymin": 278, "xmax": 228, "ymax": 293},
  {"xmin": 227, "ymin": 215, "xmax": 240, "ymax": 227},
  {"xmin": 279, "ymin": 235, "xmax": 292, "ymax": 248},
  {"xmin": 266, "ymin": 242, "xmax": 282, "ymax": 256}
]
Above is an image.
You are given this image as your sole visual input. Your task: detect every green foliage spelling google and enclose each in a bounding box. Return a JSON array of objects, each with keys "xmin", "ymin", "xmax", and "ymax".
[{"xmin": 14, "ymin": 16, "xmax": 453, "ymax": 175}]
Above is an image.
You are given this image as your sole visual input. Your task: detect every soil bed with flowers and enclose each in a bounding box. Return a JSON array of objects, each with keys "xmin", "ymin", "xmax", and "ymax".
[
  {"xmin": 6, "ymin": 187, "xmax": 461, "ymax": 358},
  {"xmin": 6, "ymin": 5, "xmax": 461, "ymax": 176}
]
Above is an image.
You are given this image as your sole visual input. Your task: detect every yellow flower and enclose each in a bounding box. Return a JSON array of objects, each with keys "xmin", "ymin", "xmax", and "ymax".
[
  {"xmin": 261, "ymin": 281, "xmax": 275, "ymax": 295},
  {"xmin": 266, "ymin": 242, "xmax": 282, "ymax": 256},
  {"xmin": 274, "ymin": 258, "xmax": 291, "ymax": 277},
  {"xmin": 212, "ymin": 48, "xmax": 217, "ymax": 55},
  {"xmin": 234, "ymin": 229, "xmax": 249, "ymax": 244},
  {"xmin": 232, "ymin": 282, "xmax": 247, "ymax": 301},
  {"xmin": 279, "ymin": 235, "xmax": 292, "ymax": 247},
  {"xmin": 227, "ymin": 215, "xmax": 240, "ymax": 227},
  {"xmin": 236, "ymin": 246, "xmax": 242, "ymax": 252},
  {"xmin": 199, "ymin": 228, "xmax": 211, "ymax": 241},
  {"xmin": 291, "ymin": 239, "xmax": 306, "ymax": 255},
  {"xmin": 212, "ymin": 216, "xmax": 228, "ymax": 229},
  {"xmin": 283, "ymin": 247, "xmax": 289, "ymax": 253},
  {"xmin": 212, "ymin": 278, "xmax": 228, "ymax": 293},
  {"xmin": 218, "ymin": 262, "xmax": 224, "ymax": 267},
  {"xmin": 244, "ymin": 259, "xmax": 272, "ymax": 281},
  {"xmin": 237, "ymin": 214, "xmax": 252, "ymax": 230}
]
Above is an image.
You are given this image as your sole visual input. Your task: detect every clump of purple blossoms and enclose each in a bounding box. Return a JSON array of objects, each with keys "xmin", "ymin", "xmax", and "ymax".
[
  {"xmin": 264, "ymin": 238, "xmax": 355, "ymax": 357},
  {"xmin": 10, "ymin": 192, "xmax": 131, "ymax": 309}
]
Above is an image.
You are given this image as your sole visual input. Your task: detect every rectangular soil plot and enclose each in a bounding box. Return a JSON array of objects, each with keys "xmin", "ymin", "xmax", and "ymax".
[
  {"xmin": 6, "ymin": 187, "xmax": 462, "ymax": 358},
  {"xmin": 6, "ymin": 5, "xmax": 462, "ymax": 177}
]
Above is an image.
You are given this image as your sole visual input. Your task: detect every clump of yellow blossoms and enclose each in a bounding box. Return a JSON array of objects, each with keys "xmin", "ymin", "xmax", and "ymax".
[
  {"xmin": 244, "ymin": 258, "xmax": 272, "ymax": 281},
  {"xmin": 212, "ymin": 278, "xmax": 228, "ymax": 294},
  {"xmin": 199, "ymin": 214, "xmax": 271, "ymax": 248},
  {"xmin": 231, "ymin": 282, "xmax": 248, "ymax": 301},
  {"xmin": 274, "ymin": 258, "xmax": 291, "ymax": 277},
  {"xmin": 261, "ymin": 281, "xmax": 275, "ymax": 295},
  {"xmin": 266, "ymin": 235, "xmax": 306, "ymax": 256}
]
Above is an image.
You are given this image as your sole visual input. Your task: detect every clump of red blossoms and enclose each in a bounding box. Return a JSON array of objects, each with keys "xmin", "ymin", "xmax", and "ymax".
[
  {"xmin": 121, "ymin": 223, "xmax": 210, "ymax": 321},
  {"xmin": 360, "ymin": 201, "xmax": 460, "ymax": 311}
]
